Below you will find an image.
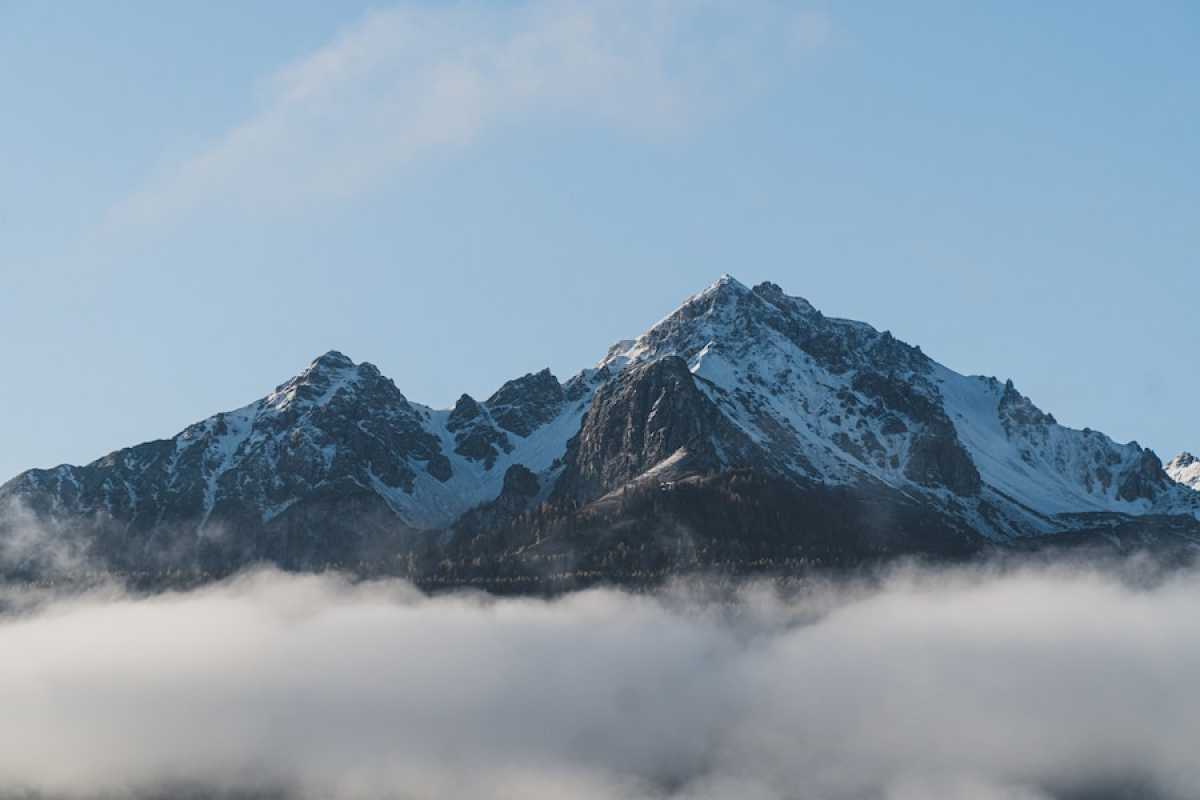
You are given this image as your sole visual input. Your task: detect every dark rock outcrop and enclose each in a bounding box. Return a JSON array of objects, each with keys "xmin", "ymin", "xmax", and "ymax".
[
  {"xmin": 554, "ymin": 357, "xmax": 753, "ymax": 503},
  {"xmin": 486, "ymin": 369, "xmax": 564, "ymax": 437},
  {"xmin": 904, "ymin": 424, "xmax": 983, "ymax": 497},
  {"xmin": 1118, "ymin": 449, "xmax": 1169, "ymax": 502},
  {"xmin": 447, "ymin": 394, "xmax": 511, "ymax": 468}
]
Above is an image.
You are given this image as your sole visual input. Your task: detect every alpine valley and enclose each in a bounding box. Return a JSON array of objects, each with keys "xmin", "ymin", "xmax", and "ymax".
[{"xmin": 4, "ymin": 277, "xmax": 1199, "ymax": 589}]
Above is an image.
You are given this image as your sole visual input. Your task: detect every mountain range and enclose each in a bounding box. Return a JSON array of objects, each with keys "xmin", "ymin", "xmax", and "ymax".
[{"xmin": 3, "ymin": 276, "xmax": 1198, "ymax": 588}]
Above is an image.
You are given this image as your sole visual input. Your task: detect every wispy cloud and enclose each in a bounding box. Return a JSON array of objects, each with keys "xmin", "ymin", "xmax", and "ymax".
[{"xmin": 104, "ymin": 0, "xmax": 827, "ymax": 232}]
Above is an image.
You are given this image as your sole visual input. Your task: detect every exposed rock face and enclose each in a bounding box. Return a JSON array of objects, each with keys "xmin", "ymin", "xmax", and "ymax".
[
  {"xmin": 451, "ymin": 464, "xmax": 542, "ymax": 539},
  {"xmin": 3, "ymin": 276, "xmax": 1198, "ymax": 586},
  {"xmin": 554, "ymin": 357, "xmax": 752, "ymax": 503},
  {"xmin": 848, "ymin": 370, "xmax": 980, "ymax": 495},
  {"xmin": 749, "ymin": 280, "xmax": 928, "ymax": 376},
  {"xmin": 998, "ymin": 379, "xmax": 1057, "ymax": 431},
  {"xmin": 904, "ymin": 423, "xmax": 982, "ymax": 497},
  {"xmin": 446, "ymin": 394, "xmax": 512, "ymax": 468},
  {"xmin": 1117, "ymin": 450, "xmax": 1170, "ymax": 502},
  {"xmin": 485, "ymin": 369, "xmax": 565, "ymax": 437},
  {"xmin": 500, "ymin": 463, "xmax": 540, "ymax": 498}
]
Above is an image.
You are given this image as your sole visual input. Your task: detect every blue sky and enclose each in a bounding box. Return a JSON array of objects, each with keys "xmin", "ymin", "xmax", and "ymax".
[{"xmin": 1, "ymin": 1, "xmax": 1197, "ymax": 480}]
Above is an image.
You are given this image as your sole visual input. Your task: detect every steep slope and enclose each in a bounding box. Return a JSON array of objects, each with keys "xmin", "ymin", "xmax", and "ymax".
[
  {"xmin": 553, "ymin": 356, "xmax": 765, "ymax": 503},
  {"xmin": 1167, "ymin": 453, "xmax": 1200, "ymax": 491},
  {"xmin": 597, "ymin": 276, "xmax": 1198, "ymax": 537}
]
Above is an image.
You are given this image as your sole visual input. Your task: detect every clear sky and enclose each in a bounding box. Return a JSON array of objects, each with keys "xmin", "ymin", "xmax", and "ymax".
[{"xmin": 2, "ymin": 1, "xmax": 1197, "ymax": 481}]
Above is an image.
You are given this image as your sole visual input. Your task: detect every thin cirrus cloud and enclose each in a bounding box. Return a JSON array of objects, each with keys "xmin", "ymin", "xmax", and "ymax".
[{"xmin": 104, "ymin": 0, "xmax": 829, "ymax": 233}]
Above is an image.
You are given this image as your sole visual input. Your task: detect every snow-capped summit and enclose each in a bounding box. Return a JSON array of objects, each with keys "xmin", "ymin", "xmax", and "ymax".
[
  {"xmin": 594, "ymin": 277, "xmax": 1196, "ymax": 536},
  {"xmin": 2, "ymin": 276, "xmax": 1197, "ymax": 582},
  {"xmin": 1167, "ymin": 452, "xmax": 1200, "ymax": 491},
  {"xmin": 262, "ymin": 350, "xmax": 378, "ymax": 412}
]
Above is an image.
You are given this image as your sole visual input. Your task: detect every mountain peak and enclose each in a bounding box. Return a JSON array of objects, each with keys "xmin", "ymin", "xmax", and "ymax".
[
  {"xmin": 485, "ymin": 369, "xmax": 564, "ymax": 437},
  {"xmin": 687, "ymin": 275, "xmax": 824, "ymax": 322},
  {"xmin": 1167, "ymin": 452, "xmax": 1200, "ymax": 491},
  {"xmin": 265, "ymin": 350, "xmax": 377, "ymax": 413},
  {"xmin": 307, "ymin": 350, "xmax": 356, "ymax": 372},
  {"xmin": 600, "ymin": 276, "xmax": 850, "ymax": 375},
  {"xmin": 696, "ymin": 273, "xmax": 750, "ymax": 299},
  {"xmin": 300, "ymin": 350, "xmax": 386, "ymax": 383}
]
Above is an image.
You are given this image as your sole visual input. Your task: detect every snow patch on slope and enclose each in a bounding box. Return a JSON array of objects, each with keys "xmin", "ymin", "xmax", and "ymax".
[
  {"xmin": 1168, "ymin": 453, "xmax": 1200, "ymax": 491},
  {"xmin": 398, "ymin": 394, "xmax": 595, "ymax": 529},
  {"xmin": 935, "ymin": 367, "xmax": 1148, "ymax": 516}
]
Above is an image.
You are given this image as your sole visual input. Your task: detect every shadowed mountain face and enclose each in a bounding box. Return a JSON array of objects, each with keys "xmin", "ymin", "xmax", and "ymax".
[{"xmin": 3, "ymin": 277, "xmax": 1198, "ymax": 586}]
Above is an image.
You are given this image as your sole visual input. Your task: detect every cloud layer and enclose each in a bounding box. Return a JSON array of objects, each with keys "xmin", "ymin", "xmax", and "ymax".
[
  {"xmin": 1, "ymin": 563, "xmax": 1198, "ymax": 799},
  {"xmin": 107, "ymin": 0, "xmax": 826, "ymax": 231}
]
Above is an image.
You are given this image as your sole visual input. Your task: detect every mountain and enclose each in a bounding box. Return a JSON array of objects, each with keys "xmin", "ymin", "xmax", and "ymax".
[
  {"xmin": 0, "ymin": 350, "xmax": 603, "ymax": 575},
  {"xmin": 3, "ymin": 276, "xmax": 1198, "ymax": 585},
  {"xmin": 1167, "ymin": 453, "xmax": 1200, "ymax": 491}
]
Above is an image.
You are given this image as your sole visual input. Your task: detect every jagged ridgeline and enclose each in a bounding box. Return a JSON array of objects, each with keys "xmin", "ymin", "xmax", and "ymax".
[{"xmin": 3, "ymin": 277, "xmax": 1198, "ymax": 588}]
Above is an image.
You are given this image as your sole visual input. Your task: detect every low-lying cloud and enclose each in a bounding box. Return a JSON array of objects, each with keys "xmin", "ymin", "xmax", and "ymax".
[{"xmin": 1, "ymin": 563, "xmax": 1197, "ymax": 799}]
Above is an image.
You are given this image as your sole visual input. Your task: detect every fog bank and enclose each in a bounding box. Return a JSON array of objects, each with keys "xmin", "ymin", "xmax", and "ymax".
[{"xmin": 1, "ymin": 564, "xmax": 1197, "ymax": 799}]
